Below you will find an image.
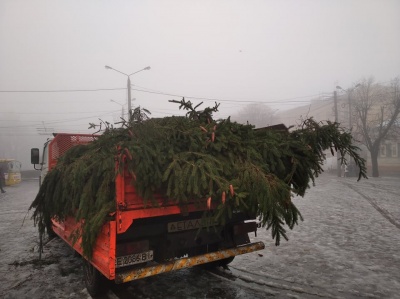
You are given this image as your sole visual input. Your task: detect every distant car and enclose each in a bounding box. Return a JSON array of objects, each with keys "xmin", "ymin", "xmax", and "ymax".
[{"xmin": 0, "ymin": 159, "xmax": 22, "ymax": 186}]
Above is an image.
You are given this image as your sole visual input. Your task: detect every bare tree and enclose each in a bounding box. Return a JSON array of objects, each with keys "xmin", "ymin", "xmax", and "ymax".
[
  {"xmin": 352, "ymin": 77, "xmax": 400, "ymax": 177},
  {"xmin": 231, "ymin": 103, "xmax": 280, "ymax": 128}
]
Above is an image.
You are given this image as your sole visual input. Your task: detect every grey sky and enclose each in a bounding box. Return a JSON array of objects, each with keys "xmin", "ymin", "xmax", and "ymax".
[{"xmin": 1, "ymin": 0, "xmax": 399, "ymax": 136}]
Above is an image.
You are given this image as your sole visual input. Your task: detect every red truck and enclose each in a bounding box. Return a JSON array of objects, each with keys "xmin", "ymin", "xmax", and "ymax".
[{"xmin": 31, "ymin": 133, "xmax": 265, "ymax": 296}]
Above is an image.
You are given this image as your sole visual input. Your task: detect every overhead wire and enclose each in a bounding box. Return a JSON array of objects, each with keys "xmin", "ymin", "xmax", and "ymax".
[
  {"xmin": 0, "ymin": 85, "xmax": 339, "ymax": 134},
  {"xmin": 131, "ymin": 85, "xmax": 328, "ymax": 105},
  {"xmin": 0, "ymin": 85, "xmax": 332, "ymax": 105},
  {"xmin": 0, "ymin": 87, "xmax": 126, "ymax": 93},
  {"xmin": 0, "ymin": 110, "xmax": 118, "ymax": 129},
  {"xmin": 0, "ymin": 109, "xmax": 120, "ymax": 116}
]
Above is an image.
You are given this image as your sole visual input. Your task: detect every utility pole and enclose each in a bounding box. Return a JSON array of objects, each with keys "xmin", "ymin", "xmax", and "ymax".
[
  {"xmin": 334, "ymin": 90, "xmax": 338, "ymax": 123},
  {"xmin": 127, "ymin": 77, "xmax": 132, "ymax": 119},
  {"xmin": 348, "ymin": 91, "xmax": 352, "ymax": 132},
  {"xmin": 334, "ymin": 91, "xmax": 341, "ymax": 177}
]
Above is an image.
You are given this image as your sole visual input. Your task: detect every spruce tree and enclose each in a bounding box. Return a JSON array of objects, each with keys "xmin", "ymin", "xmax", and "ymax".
[{"xmin": 30, "ymin": 99, "xmax": 367, "ymax": 259}]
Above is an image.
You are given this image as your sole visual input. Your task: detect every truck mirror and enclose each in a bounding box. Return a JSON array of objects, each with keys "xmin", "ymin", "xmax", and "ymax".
[{"xmin": 31, "ymin": 148, "xmax": 40, "ymax": 164}]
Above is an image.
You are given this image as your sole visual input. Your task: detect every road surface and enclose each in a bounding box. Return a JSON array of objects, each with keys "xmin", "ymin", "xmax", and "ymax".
[{"xmin": 1, "ymin": 173, "xmax": 399, "ymax": 298}]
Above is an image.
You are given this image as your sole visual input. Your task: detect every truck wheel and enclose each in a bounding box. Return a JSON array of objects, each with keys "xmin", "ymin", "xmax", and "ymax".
[
  {"xmin": 111, "ymin": 281, "xmax": 131, "ymax": 292},
  {"xmin": 219, "ymin": 256, "xmax": 234, "ymax": 267},
  {"xmin": 203, "ymin": 256, "xmax": 235, "ymax": 269},
  {"xmin": 47, "ymin": 227, "xmax": 57, "ymax": 239},
  {"xmin": 82, "ymin": 259, "xmax": 109, "ymax": 297}
]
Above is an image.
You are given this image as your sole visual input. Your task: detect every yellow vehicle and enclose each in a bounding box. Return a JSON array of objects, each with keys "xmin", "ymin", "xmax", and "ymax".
[{"xmin": 0, "ymin": 159, "xmax": 22, "ymax": 186}]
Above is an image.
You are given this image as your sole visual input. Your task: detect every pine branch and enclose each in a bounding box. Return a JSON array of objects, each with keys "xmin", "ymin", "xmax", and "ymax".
[{"xmin": 29, "ymin": 104, "xmax": 367, "ymax": 259}]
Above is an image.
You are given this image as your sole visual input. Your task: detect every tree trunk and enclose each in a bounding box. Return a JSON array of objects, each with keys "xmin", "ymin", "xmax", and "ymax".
[{"xmin": 370, "ymin": 147, "xmax": 380, "ymax": 177}]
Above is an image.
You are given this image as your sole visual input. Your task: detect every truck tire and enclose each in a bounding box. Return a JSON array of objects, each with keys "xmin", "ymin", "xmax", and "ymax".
[
  {"xmin": 202, "ymin": 256, "xmax": 235, "ymax": 270},
  {"xmin": 47, "ymin": 226, "xmax": 56, "ymax": 239},
  {"xmin": 219, "ymin": 256, "xmax": 235, "ymax": 267},
  {"xmin": 82, "ymin": 259, "xmax": 109, "ymax": 297}
]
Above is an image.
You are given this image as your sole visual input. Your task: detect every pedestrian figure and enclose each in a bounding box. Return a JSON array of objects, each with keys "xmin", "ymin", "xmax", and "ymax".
[{"xmin": 0, "ymin": 165, "xmax": 6, "ymax": 193}]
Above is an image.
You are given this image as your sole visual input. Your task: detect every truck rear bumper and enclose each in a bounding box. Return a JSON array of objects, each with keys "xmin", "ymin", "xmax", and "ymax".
[{"xmin": 115, "ymin": 241, "xmax": 265, "ymax": 284}]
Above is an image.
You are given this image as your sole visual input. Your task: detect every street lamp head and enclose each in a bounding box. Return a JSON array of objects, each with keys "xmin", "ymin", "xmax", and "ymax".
[
  {"xmin": 337, "ymin": 84, "xmax": 360, "ymax": 92},
  {"xmin": 105, "ymin": 65, "xmax": 150, "ymax": 121},
  {"xmin": 110, "ymin": 99, "xmax": 124, "ymax": 106}
]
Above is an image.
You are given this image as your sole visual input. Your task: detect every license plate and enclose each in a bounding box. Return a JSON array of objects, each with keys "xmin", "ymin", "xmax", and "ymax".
[
  {"xmin": 168, "ymin": 218, "xmax": 218, "ymax": 233},
  {"xmin": 115, "ymin": 250, "xmax": 154, "ymax": 268}
]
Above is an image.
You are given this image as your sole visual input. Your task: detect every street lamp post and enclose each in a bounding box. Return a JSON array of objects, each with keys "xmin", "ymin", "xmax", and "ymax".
[
  {"xmin": 110, "ymin": 99, "xmax": 125, "ymax": 119},
  {"xmin": 105, "ymin": 65, "xmax": 151, "ymax": 120},
  {"xmin": 336, "ymin": 84, "xmax": 361, "ymax": 132},
  {"xmin": 336, "ymin": 84, "xmax": 361, "ymax": 176},
  {"xmin": 333, "ymin": 90, "xmax": 341, "ymax": 177}
]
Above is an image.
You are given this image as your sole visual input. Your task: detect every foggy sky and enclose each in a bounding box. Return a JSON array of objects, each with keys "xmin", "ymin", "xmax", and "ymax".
[{"xmin": 1, "ymin": 0, "xmax": 400, "ymax": 141}]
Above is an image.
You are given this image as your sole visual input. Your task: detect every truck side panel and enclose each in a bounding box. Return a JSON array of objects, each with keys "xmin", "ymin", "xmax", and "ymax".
[{"xmin": 52, "ymin": 218, "xmax": 117, "ymax": 280}]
